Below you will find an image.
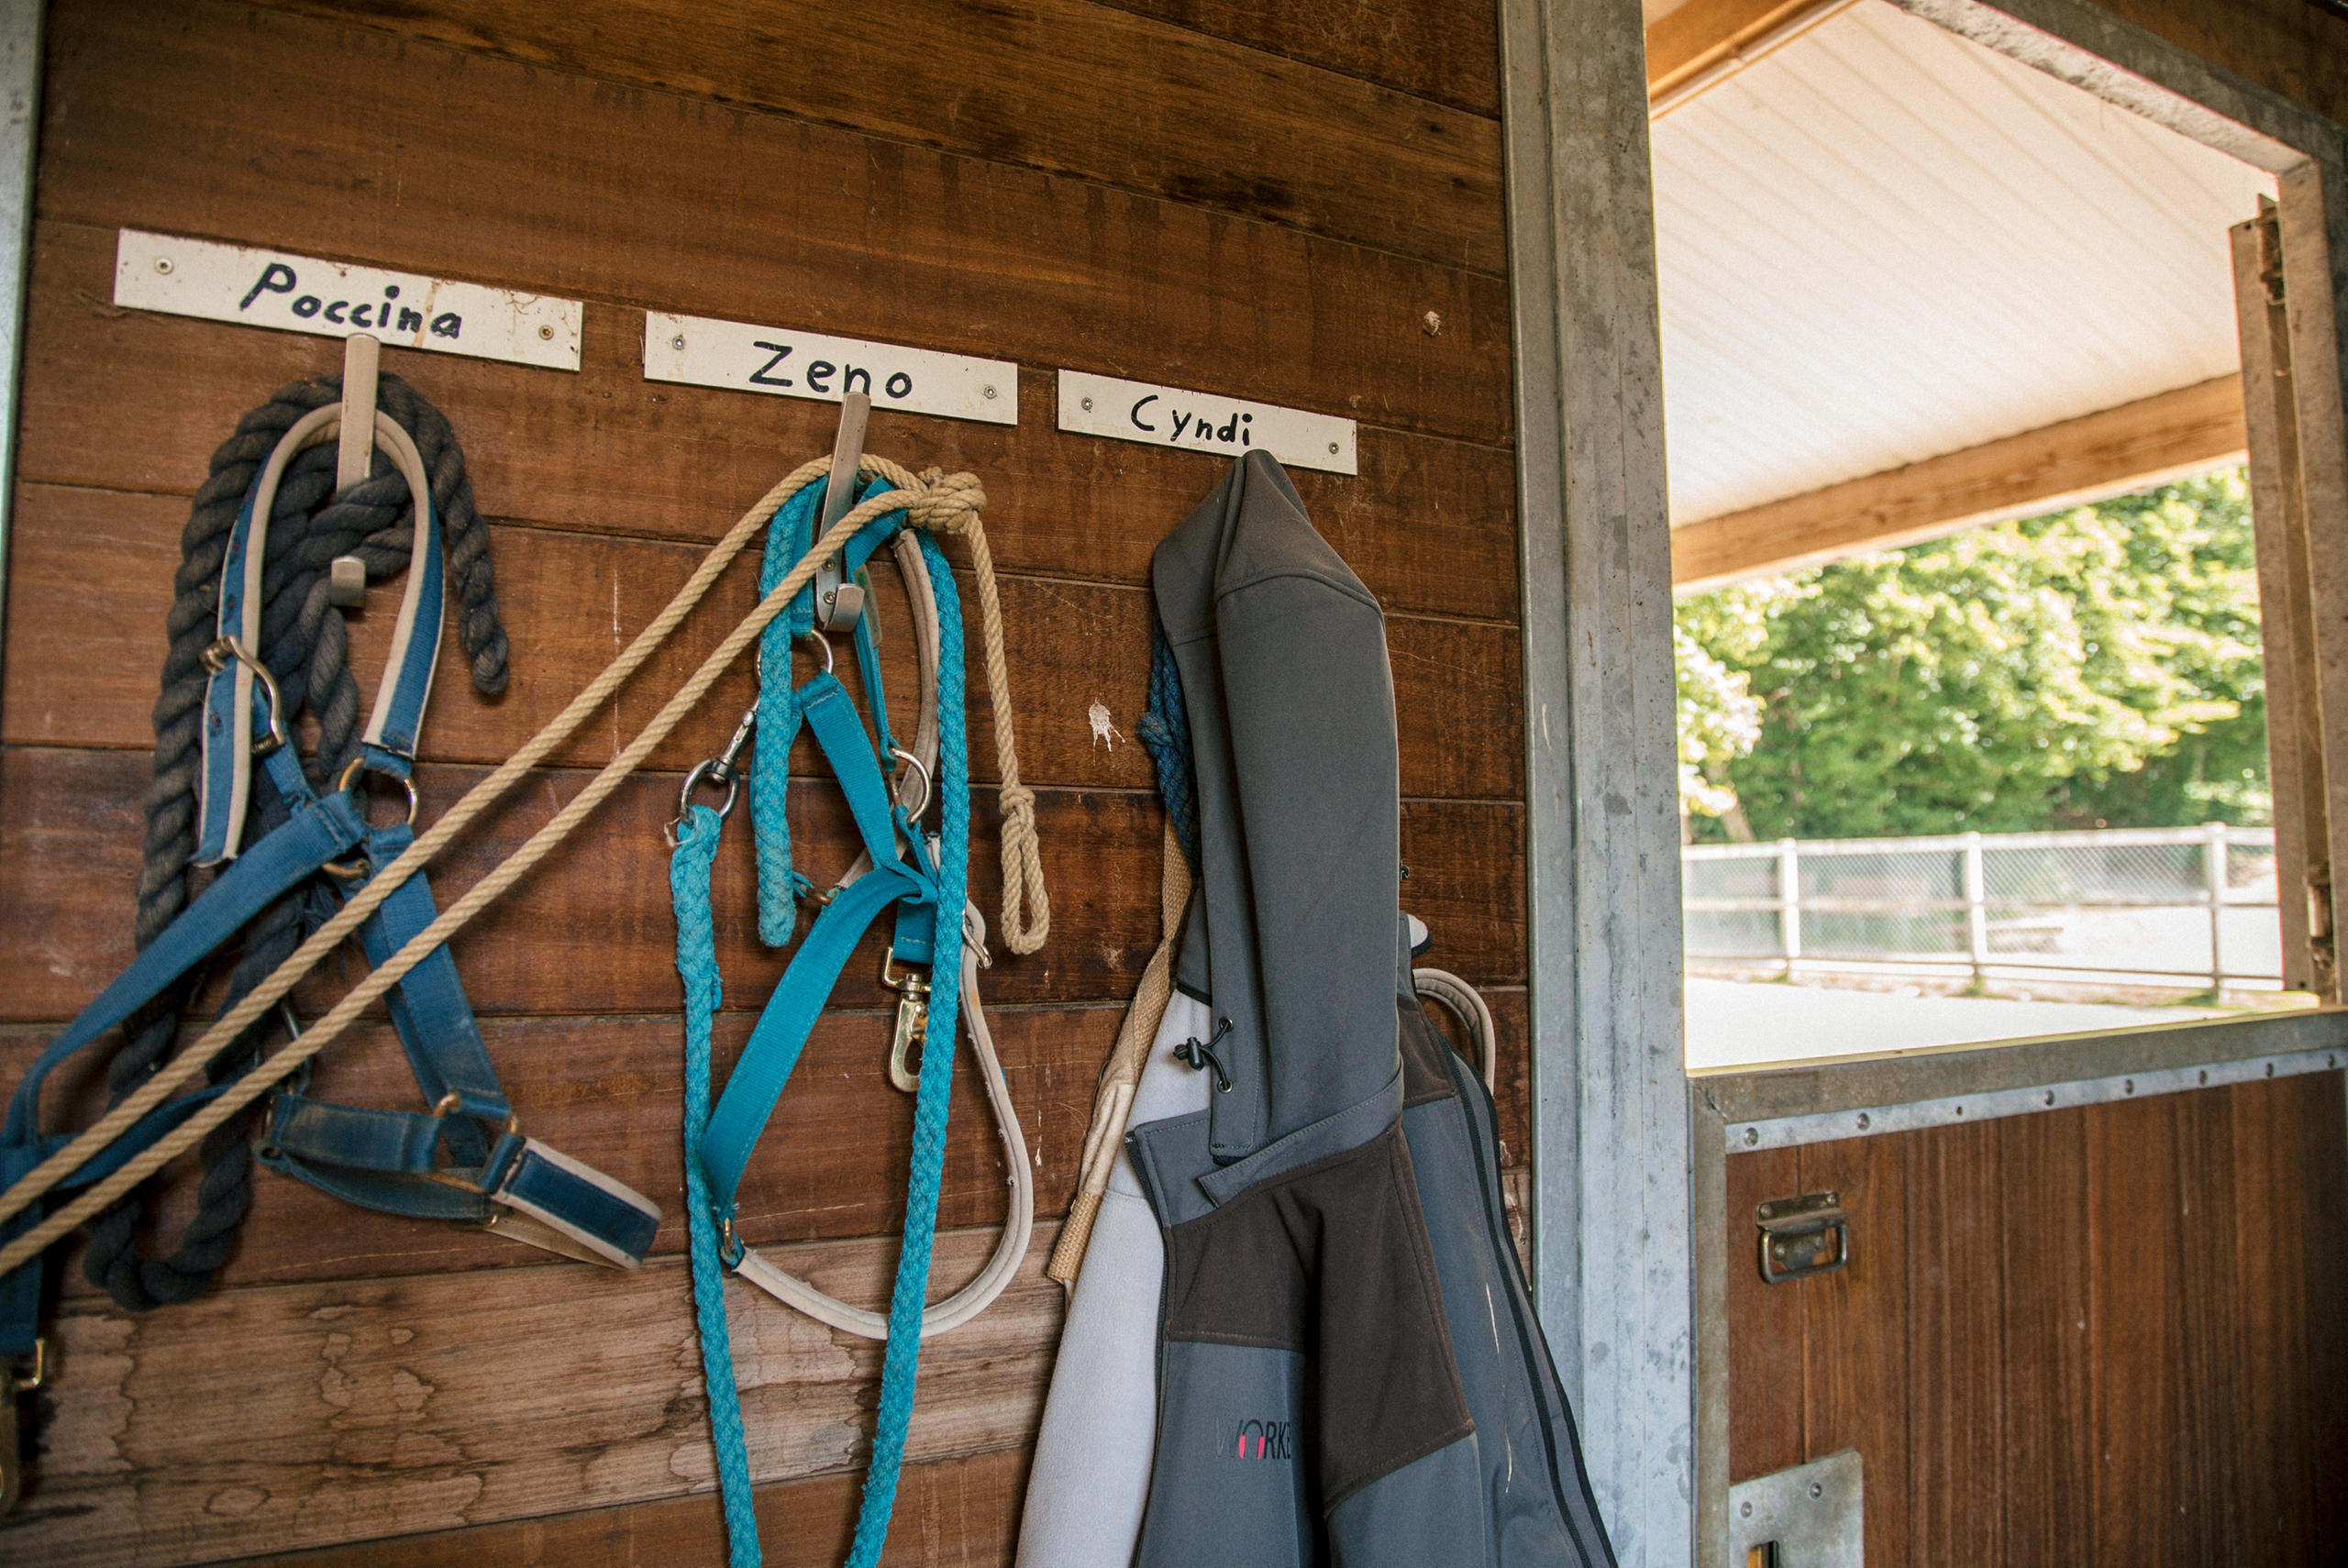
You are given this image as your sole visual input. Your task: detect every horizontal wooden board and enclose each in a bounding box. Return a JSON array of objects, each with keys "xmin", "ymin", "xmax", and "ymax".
[
  {"xmin": 2094, "ymin": 0, "xmax": 2348, "ymax": 127},
  {"xmin": 2, "ymin": 1224, "xmax": 1065, "ymax": 1567},
  {"xmin": 41, "ymin": 1, "xmax": 1512, "ymax": 450},
  {"xmin": 20, "ymin": 222, "xmax": 1523, "ymax": 624},
  {"xmin": 6, "ymin": 1000, "xmax": 1118, "ymax": 1295},
  {"xmin": 234, "ymin": 1443, "xmax": 1032, "ymax": 1568},
  {"xmin": 1092, "ymin": 0, "xmax": 1501, "ymax": 116},
  {"xmin": 0, "ymin": 747, "xmax": 1530, "ymax": 1023},
  {"xmin": 14, "ymin": 985, "xmax": 1523, "ymax": 1297},
  {"xmin": 0, "ymin": 486, "xmax": 1525, "ymax": 799},
  {"xmin": 1670, "ymin": 374, "xmax": 2249, "ymax": 591},
  {"xmin": 245, "ymin": 0, "xmax": 1504, "ymax": 273}
]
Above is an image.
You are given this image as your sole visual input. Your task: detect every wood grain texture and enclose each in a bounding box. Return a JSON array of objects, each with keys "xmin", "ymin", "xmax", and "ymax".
[
  {"xmin": 1732, "ymin": 1077, "xmax": 2348, "ymax": 1568},
  {"xmin": 39, "ymin": 0, "xmax": 1512, "ymax": 451},
  {"xmin": 1, "ymin": 489, "xmax": 1526, "ymax": 800},
  {"xmin": 1644, "ymin": 0, "xmax": 1840, "ymax": 101},
  {"xmin": 2086, "ymin": 1092, "xmax": 2182, "ymax": 1565},
  {"xmin": 2090, "ymin": 0, "xmax": 2348, "ymax": 125},
  {"xmin": 243, "ymin": 0, "xmax": 1505, "ymax": 273},
  {"xmin": 0, "ymin": 1225, "xmax": 1065, "ymax": 1567},
  {"xmin": 1722, "ymin": 1147, "xmax": 1801, "ymax": 1484},
  {"xmin": 1995, "ymin": 1108, "xmax": 2094, "ymax": 1566},
  {"xmin": 1094, "ymin": 0, "xmax": 1501, "ymax": 115},
  {"xmin": 1902, "ymin": 1119, "xmax": 2002, "ymax": 1568},
  {"xmin": 1669, "ymin": 375, "xmax": 2248, "ymax": 592},
  {"xmin": 6, "ymin": 1001, "xmax": 1117, "ymax": 1294},
  {"xmin": 2231, "ymin": 214, "xmax": 2330, "ymax": 997},
  {"xmin": 17, "ymin": 219, "xmax": 1523, "ymax": 624},
  {"xmin": 233, "ymin": 1443, "xmax": 1032, "ymax": 1567},
  {"xmin": 1797, "ymin": 1131, "xmax": 1907, "ymax": 1568},
  {"xmin": 0, "ymin": 747, "xmax": 1530, "ymax": 1023}
]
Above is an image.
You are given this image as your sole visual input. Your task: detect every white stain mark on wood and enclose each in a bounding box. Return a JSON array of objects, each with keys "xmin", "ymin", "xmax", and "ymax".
[{"xmin": 1088, "ymin": 701, "xmax": 1122, "ymax": 750}]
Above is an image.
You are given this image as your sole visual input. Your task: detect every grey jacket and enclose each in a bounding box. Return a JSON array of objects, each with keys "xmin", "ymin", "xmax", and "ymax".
[{"xmin": 1072, "ymin": 450, "xmax": 1616, "ymax": 1567}]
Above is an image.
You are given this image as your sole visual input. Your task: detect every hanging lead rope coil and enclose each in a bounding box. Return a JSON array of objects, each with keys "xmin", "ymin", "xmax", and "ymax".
[{"xmin": 93, "ymin": 370, "xmax": 509, "ymax": 1313}]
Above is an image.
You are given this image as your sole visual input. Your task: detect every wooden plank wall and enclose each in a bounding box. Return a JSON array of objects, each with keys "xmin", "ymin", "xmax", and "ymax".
[
  {"xmin": 2088, "ymin": 0, "xmax": 2348, "ymax": 125},
  {"xmin": 1725, "ymin": 1073, "xmax": 2348, "ymax": 1566},
  {"xmin": 0, "ymin": 0, "xmax": 1524, "ymax": 1561}
]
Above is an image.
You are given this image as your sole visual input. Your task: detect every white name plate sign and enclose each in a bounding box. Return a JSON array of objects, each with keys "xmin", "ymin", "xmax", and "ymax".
[
  {"xmin": 112, "ymin": 229, "xmax": 582, "ymax": 370},
  {"xmin": 1056, "ymin": 370, "xmax": 1357, "ymax": 475},
  {"xmin": 643, "ymin": 312, "xmax": 1018, "ymax": 425}
]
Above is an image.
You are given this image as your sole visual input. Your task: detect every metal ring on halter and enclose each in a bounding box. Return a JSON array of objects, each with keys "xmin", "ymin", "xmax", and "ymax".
[
  {"xmin": 664, "ymin": 758, "xmax": 742, "ymax": 848},
  {"xmin": 324, "ymin": 756, "xmax": 420, "ymax": 878},
  {"xmin": 892, "ymin": 746, "xmax": 932, "ymax": 819},
  {"xmin": 200, "ymin": 635, "xmax": 290, "ymax": 757},
  {"xmin": 801, "ymin": 629, "xmax": 835, "ymax": 677},
  {"xmin": 429, "ymin": 1091, "xmax": 522, "ymax": 1137}
]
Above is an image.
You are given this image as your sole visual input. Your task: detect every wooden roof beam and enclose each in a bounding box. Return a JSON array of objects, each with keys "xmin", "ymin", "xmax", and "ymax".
[
  {"xmin": 1669, "ymin": 372, "xmax": 2249, "ymax": 592},
  {"xmin": 1646, "ymin": 0, "xmax": 1860, "ymax": 111}
]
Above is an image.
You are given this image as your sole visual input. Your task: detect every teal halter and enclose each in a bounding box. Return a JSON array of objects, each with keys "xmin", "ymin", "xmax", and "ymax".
[{"xmin": 670, "ymin": 473, "xmax": 972, "ymax": 1568}]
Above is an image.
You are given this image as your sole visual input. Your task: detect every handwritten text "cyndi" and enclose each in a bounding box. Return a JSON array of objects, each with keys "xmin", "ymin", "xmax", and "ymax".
[
  {"xmin": 1130, "ymin": 395, "xmax": 1254, "ymax": 450},
  {"xmin": 240, "ymin": 264, "xmax": 462, "ymax": 340}
]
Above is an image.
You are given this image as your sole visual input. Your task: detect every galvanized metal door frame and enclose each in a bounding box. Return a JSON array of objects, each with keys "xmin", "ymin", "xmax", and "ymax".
[
  {"xmin": 1499, "ymin": 2, "xmax": 1692, "ymax": 1563},
  {"xmin": 0, "ymin": 0, "xmax": 42, "ymax": 701},
  {"xmin": 1678, "ymin": 7, "xmax": 2348, "ymax": 1564}
]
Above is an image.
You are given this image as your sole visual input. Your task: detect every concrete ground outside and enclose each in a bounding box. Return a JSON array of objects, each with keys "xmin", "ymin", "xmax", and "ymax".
[{"xmin": 1684, "ymin": 977, "xmax": 2221, "ymax": 1071}]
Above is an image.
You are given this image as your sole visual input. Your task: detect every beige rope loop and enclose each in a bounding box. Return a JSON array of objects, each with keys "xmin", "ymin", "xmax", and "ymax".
[
  {"xmin": 0, "ymin": 458, "xmax": 990, "ymax": 1277},
  {"xmin": 855, "ymin": 455, "xmax": 1047, "ymax": 955}
]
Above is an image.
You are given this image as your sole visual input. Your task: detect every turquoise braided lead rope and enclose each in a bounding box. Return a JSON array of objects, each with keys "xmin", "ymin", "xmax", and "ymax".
[
  {"xmin": 750, "ymin": 481, "xmax": 821, "ymax": 945},
  {"xmin": 670, "ymin": 801, "xmax": 763, "ymax": 1566},
  {"xmin": 845, "ymin": 527, "xmax": 969, "ymax": 1568}
]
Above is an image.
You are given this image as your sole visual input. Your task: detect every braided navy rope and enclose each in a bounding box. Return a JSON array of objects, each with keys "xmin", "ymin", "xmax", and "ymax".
[
  {"xmin": 1135, "ymin": 625, "xmax": 1198, "ymax": 871},
  {"xmin": 84, "ymin": 371, "xmax": 509, "ymax": 1312}
]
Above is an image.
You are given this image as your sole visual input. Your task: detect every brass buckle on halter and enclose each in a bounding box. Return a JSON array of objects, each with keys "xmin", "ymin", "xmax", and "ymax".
[
  {"xmin": 0, "ymin": 1336, "xmax": 50, "ymax": 1515},
  {"xmin": 880, "ymin": 950, "xmax": 930, "ymax": 1093},
  {"xmin": 200, "ymin": 636, "xmax": 290, "ymax": 757}
]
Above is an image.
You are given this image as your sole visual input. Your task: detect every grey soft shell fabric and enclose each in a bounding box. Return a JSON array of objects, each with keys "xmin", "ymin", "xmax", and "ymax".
[{"xmin": 1019, "ymin": 452, "xmax": 1615, "ymax": 1568}]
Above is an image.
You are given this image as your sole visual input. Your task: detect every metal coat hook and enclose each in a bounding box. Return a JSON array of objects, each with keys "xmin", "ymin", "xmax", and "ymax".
[
  {"xmin": 328, "ymin": 333, "xmax": 382, "ymax": 608},
  {"xmin": 812, "ymin": 391, "xmax": 871, "ymax": 632}
]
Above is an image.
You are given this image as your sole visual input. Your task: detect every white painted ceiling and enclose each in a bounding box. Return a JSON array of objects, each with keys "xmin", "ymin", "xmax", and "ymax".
[{"xmin": 1650, "ymin": 0, "xmax": 2275, "ymax": 525}]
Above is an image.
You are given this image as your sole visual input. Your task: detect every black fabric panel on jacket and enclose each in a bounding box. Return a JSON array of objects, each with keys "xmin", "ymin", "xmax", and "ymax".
[{"xmin": 1160, "ymin": 1121, "xmax": 1474, "ymax": 1507}]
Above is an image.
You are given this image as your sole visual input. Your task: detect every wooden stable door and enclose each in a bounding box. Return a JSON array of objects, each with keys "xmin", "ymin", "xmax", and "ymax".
[{"xmin": 1725, "ymin": 1072, "xmax": 2348, "ymax": 1564}]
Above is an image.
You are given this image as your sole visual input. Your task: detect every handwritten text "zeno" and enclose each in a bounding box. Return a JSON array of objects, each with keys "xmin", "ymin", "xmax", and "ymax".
[
  {"xmin": 747, "ymin": 341, "xmax": 915, "ymax": 402},
  {"xmin": 240, "ymin": 264, "xmax": 463, "ymax": 341},
  {"xmin": 1129, "ymin": 395, "xmax": 1255, "ymax": 450}
]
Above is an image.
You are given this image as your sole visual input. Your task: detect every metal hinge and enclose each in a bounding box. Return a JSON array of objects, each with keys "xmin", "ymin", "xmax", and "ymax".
[
  {"xmin": 1756, "ymin": 1191, "xmax": 1848, "ymax": 1284},
  {"xmin": 2255, "ymin": 198, "xmax": 2286, "ymax": 305},
  {"xmin": 1729, "ymin": 1450, "xmax": 1863, "ymax": 1567}
]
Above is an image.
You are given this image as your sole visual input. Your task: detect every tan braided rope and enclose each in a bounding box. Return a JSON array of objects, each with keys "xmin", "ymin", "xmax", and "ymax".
[
  {"xmin": 0, "ymin": 459, "xmax": 1004, "ymax": 1275},
  {"xmin": 1044, "ymin": 817, "xmax": 1187, "ymax": 1283},
  {"xmin": 925, "ymin": 501, "xmax": 1049, "ymax": 954}
]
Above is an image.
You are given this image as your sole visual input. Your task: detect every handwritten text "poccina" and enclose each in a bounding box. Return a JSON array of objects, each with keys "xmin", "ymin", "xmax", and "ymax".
[{"xmin": 240, "ymin": 264, "xmax": 462, "ymax": 341}]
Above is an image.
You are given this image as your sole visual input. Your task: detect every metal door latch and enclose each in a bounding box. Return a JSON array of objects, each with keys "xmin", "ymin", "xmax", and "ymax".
[{"xmin": 1756, "ymin": 1191, "xmax": 1848, "ymax": 1284}]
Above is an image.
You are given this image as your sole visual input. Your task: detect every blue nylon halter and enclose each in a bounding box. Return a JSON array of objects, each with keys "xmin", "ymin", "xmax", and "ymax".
[
  {"xmin": 670, "ymin": 485, "xmax": 969, "ymax": 1568},
  {"xmin": 1, "ymin": 430, "xmax": 662, "ymax": 1363}
]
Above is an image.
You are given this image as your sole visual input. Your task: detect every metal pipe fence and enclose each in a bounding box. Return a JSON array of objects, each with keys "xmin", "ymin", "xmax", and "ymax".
[{"xmin": 1682, "ymin": 823, "xmax": 2282, "ymax": 990}]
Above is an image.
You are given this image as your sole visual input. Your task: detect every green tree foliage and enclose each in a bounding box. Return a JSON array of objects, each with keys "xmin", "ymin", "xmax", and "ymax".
[{"xmin": 1677, "ymin": 469, "xmax": 2266, "ymax": 841}]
